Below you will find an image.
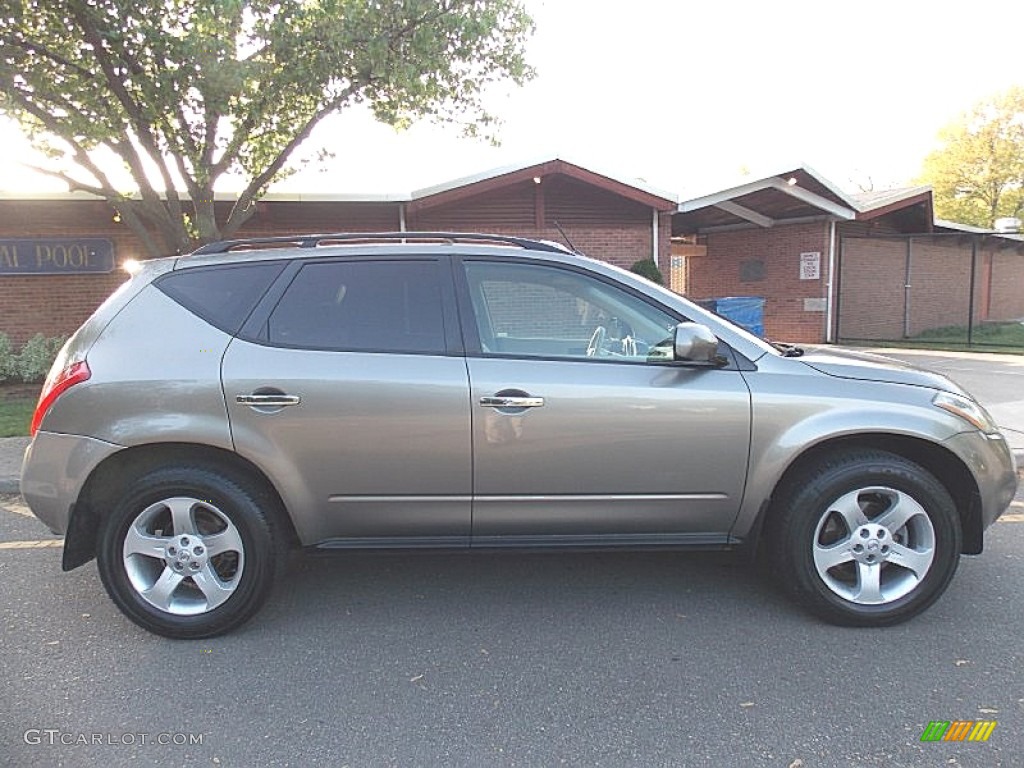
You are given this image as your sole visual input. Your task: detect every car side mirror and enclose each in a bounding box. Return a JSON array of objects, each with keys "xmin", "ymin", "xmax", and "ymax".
[{"xmin": 673, "ymin": 322, "xmax": 720, "ymax": 363}]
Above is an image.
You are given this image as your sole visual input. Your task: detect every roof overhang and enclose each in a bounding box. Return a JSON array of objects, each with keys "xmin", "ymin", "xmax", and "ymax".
[
  {"xmin": 674, "ymin": 169, "xmax": 857, "ymax": 234},
  {"xmin": 850, "ymin": 186, "xmax": 934, "ymax": 232}
]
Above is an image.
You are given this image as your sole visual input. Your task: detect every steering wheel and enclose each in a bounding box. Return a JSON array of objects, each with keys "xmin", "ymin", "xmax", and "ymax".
[{"xmin": 586, "ymin": 325, "xmax": 608, "ymax": 357}]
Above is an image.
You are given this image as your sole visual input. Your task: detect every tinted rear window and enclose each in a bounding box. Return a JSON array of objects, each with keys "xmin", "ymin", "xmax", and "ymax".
[
  {"xmin": 266, "ymin": 260, "xmax": 446, "ymax": 354},
  {"xmin": 156, "ymin": 262, "xmax": 285, "ymax": 334}
]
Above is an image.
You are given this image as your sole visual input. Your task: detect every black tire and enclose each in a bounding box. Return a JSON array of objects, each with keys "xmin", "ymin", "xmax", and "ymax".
[
  {"xmin": 770, "ymin": 449, "xmax": 961, "ymax": 627},
  {"xmin": 97, "ymin": 466, "xmax": 283, "ymax": 639}
]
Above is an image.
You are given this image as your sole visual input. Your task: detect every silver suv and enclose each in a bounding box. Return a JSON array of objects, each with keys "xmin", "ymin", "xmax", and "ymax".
[{"xmin": 20, "ymin": 233, "xmax": 1018, "ymax": 638}]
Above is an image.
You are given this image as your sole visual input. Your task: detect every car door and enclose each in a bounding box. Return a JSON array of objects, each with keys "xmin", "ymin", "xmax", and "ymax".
[
  {"xmin": 457, "ymin": 258, "xmax": 752, "ymax": 544},
  {"xmin": 222, "ymin": 256, "xmax": 472, "ymax": 546}
]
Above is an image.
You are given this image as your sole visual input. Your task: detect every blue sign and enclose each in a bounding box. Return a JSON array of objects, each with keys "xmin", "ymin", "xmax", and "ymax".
[{"xmin": 0, "ymin": 238, "xmax": 116, "ymax": 275}]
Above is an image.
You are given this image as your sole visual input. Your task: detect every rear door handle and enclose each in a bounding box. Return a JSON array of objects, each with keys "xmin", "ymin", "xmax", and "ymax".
[
  {"xmin": 236, "ymin": 394, "xmax": 301, "ymax": 407},
  {"xmin": 479, "ymin": 395, "xmax": 545, "ymax": 408}
]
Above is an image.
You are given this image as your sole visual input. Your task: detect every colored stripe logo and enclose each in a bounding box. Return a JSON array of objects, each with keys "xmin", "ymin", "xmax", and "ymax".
[{"xmin": 920, "ymin": 720, "xmax": 996, "ymax": 742}]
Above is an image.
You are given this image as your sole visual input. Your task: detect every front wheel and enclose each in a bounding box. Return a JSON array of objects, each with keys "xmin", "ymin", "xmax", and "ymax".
[
  {"xmin": 771, "ymin": 450, "xmax": 962, "ymax": 626},
  {"xmin": 97, "ymin": 466, "xmax": 283, "ymax": 638}
]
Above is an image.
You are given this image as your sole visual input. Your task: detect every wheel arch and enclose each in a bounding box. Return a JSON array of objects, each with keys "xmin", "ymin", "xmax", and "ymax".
[
  {"xmin": 752, "ymin": 433, "xmax": 982, "ymax": 557},
  {"xmin": 63, "ymin": 442, "xmax": 297, "ymax": 571}
]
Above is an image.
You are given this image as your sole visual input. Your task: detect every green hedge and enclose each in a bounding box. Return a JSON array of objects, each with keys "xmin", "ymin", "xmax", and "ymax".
[
  {"xmin": 630, "ymin": 258, "xmax": 664, "ymax": 285},
  {"xmin": 0, "ymin": 333, "xmax": 68, "ymax": 384}
]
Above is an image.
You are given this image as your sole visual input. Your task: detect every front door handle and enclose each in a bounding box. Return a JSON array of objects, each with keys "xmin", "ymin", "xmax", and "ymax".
[
  {"xmin": 480, "ymin": 395, "xmax": 545, "ymax": 408},
  {"xmin": 236, "ymin": 393, "xmax": 301, "ymax": 407}
]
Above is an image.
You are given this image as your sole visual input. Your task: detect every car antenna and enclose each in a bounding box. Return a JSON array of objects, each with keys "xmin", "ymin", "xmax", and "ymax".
[{"xmin": 552, "ymin": 221, "xmax": 582, "ymax": 254}]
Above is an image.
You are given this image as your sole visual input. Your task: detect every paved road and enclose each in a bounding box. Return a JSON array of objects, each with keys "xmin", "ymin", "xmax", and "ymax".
[{"xmin": 2, "ymin": 483, "xmax": 1023, "ymax": 768}]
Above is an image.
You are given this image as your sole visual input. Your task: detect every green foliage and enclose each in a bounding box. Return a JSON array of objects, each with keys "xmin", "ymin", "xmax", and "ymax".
[
  {"xmin": 0, "ymin": 1, "xmax": 535, "ymax": 255},
  {"xmin": 14, "ymin": 333, "xmax": 67, "ymax": 382},
  {"xmin": 630, "ymin": 258, "xmax": 664, "ymax": 285},
  {"xmin": 0, "ymin": 333, "xmax": 15, "ymax": 380},
  {"xmin": 0, "ymin": 333, "xmax": 67, "ymax": 383},
  {"xmin": 918, "ymin": 87, "xmax": 1024, "ymax": 228}
]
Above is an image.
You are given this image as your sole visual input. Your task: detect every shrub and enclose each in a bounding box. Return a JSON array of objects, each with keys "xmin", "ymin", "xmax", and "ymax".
[
  {"xmin": 630, "ymin": 258, "xmax": 664, "ymax": 285},
  {"xmin": 13, "ymin": 334, "xmax": 67, "ymax": 383},
  {"xmin": 0, "ymin": 332, "xmax": 16, "ymax": 382}
]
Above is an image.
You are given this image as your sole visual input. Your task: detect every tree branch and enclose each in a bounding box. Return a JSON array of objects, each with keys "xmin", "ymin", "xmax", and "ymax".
[
  {"xmin": 71, "ymin": 5, "xmax": 191, "ymax": 248},
  {"xmin": 223, "ymin": 86, "xmax": 359, "ymax": 235},
  {"xmin": 21, "ymin": 163, "xmax": 106, "ymax": 197},
  {"xmin": 2, "ymin": 35, "xmax": 96, "ymax": 80}
]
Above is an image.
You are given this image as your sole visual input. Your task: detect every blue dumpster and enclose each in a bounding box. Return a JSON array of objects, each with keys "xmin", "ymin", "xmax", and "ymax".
[{"xmin": 697, "ymin": 296, "xmax": 765, "ymax": 338}]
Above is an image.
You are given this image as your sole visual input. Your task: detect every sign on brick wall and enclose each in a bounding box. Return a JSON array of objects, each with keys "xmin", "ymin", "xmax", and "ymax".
[{"xmin": 0, "ymin": 238, "xmax": 116, "ymax": 275}]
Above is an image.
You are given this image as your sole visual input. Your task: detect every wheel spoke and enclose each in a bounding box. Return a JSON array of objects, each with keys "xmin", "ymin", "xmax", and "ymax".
[
  {"xmin": 829, "ymin": 491, "xmax": 869, "ymax": 530},
  {"xmin": 166, "ymin": 498, "xmax": 197, "ymax": 536},
  {"xmin": 854, "ymin": 562, "xmax": 884, "ymax": 603},
  {"xmin": 874, "ymin": 495, "xmax": 919, "ymax": 534},
  {"xmin": 888, "ymin": 543, "xmax": 933, "ymax": 579},
  {"xmin": 813, "ymin": 541, "xmax": 855, "ymax": 572},
  {"xmin": 123, "ymin": 525, "xmax": 169, "ymax": 560},
  {"xmin": 203, "ymin": 527, "xmax": 244, "ymax": 557},
  {"xmin": 192, "ymin": 564, "xmax": 236, "ymax": 610},
  {"xmin": 142, "ymin": 567, "xmax": 185, "ymax": 611}
]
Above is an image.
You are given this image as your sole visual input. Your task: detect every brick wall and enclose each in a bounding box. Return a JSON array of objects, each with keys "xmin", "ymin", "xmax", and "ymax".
[
  {"xmin": 837, "ymin": 235, "xmax": 1024, "ymax": 340},
  {"xmin": 411, "ymin": 177, "xmax": 669, "ymax": 271},
  {"xmin": 837, "ymin": 236, "xmax": 907, "ymax": 340},
  {"xmin": 987, "ymin": 248, "xmax": 1024, "ymax": 321},
  {"xmin": 0, "ymin": 201, "xmax": 146, "ymax": 346},
  {"xmin": 906, "ymin": 241, "xmax": 973, "ymax": 336},
  {"xmin": 689, "ymin": 221, "xmax": 831, "ymax": 343}
]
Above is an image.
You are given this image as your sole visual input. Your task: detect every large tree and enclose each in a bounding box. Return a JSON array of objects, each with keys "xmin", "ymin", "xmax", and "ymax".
[
  {"xmin": 0, "ymin": 0, "xmax": 534, "ymax": 256},
  {"xmin": 918, "ymin": 86, "xmax": 1024, "ymax": 229}
]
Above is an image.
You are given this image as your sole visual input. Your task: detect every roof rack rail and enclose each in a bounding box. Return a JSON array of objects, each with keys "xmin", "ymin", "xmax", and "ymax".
[{"xmin": 190, "ymin": 231, "xmax": 572, "ymax": 256}]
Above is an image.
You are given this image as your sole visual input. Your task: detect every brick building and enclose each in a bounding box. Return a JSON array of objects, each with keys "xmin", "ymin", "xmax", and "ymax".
[
  {"xmin": 0, "ymin": 159, "xmax": 675, "ymax": 346},
  {"xmin": 3, "ymin": 158, "xmax": 1022, "ymax": 347},
  {"xmin": 673, "ymin": 167, "xmax": 1024, "ymax": 344}
]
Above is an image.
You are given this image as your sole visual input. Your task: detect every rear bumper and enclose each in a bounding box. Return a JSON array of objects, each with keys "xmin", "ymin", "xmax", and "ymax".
[
  {"xmin": 20, "ymin": 431, "xmax": 123, "ymax": 534},
  {"xmin": 943, "ymin": 430, "xmax": 1018, "ymax": 532}
]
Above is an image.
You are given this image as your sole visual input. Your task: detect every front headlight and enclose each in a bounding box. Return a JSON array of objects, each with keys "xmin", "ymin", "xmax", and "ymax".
[{"xmin": 932, "ymin": 391, "xmax": 999, "ymax": 433}]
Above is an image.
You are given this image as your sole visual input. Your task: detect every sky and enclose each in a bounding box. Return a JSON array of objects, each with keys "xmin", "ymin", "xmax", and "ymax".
[{"xmin": 2, "ymin": 0, "xmax": 1023, "ymax": 200}]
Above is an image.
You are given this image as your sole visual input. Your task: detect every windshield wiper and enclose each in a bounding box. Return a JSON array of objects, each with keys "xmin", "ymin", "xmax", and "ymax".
[{"xmin": 771, "ymin": 341, "xmax": 805, "ymax": 357}]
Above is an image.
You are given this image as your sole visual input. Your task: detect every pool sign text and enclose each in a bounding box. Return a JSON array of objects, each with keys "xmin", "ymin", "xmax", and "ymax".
[{"xmin": 0, "ymin": 238, "xmax": 116, "ymax": 275}]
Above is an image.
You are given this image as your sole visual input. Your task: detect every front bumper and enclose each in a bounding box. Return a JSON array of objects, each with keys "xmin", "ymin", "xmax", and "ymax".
[
  {"xmin": 942, "ymin": 429, "xmax": 1018, "ymax": 533},
  {"xmin": 20, "ymin": 431, "xmax": 123, "ymax": 534}
]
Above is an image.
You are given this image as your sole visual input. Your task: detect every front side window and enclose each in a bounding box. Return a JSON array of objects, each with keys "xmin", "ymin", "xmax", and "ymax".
[
  {"xmin": 267, "ymin": 260, "xmax": 446, "ymax": 354},
  {"xmin": 464, "ymin": 261, "xmax": 679, "ymax": 361}
]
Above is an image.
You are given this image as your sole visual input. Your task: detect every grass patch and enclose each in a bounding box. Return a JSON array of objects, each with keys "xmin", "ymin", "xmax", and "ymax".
[
  {"xmin": 912, "ymin": 321, "xmax": 1024, "ymax": 347},
  {"xmin": 844, "ymin": 321, "xmax": 1024, "ymax": 354},
  {"xmin": 0, "ymin": 383, "xmax": 39, "ymax": 438}
]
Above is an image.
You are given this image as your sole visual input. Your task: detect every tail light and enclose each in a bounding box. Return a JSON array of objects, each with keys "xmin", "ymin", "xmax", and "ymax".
[{"xmin": 30, "ymin": 360, "xmax": 91, "ymax": 437}]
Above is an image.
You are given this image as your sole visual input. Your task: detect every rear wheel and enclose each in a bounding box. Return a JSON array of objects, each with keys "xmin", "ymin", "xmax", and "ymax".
[
  {"xmin": 97, "ymin": 466, "xmax": 283, "ymax": 638},
  {"xmin": 771, "ymin": 450, "xmax": 962, "ymax": 626}
]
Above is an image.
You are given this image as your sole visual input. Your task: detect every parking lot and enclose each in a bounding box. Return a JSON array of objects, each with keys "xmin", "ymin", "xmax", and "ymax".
[{"xmin": 2, "ymin": 347, "xmax": 1023, "ymax": 767}]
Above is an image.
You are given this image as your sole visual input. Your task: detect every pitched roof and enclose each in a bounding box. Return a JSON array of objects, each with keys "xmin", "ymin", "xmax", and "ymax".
[
  {"xmin": 673, "ymin": 164, "xmax": 857, "ymax": 234},
  {"xmin": 407, "ymin": 156, "xmax": 678, "ymax": 213}
]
